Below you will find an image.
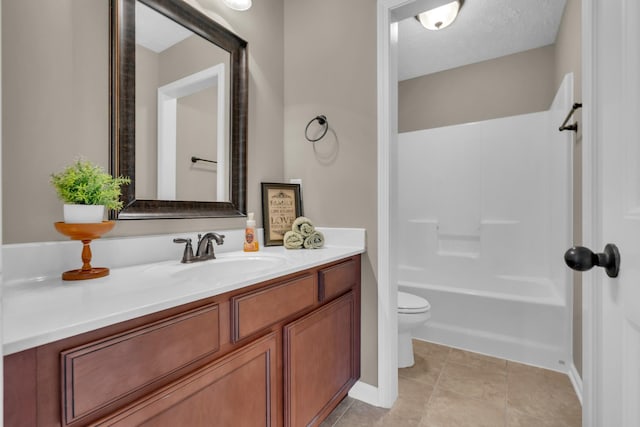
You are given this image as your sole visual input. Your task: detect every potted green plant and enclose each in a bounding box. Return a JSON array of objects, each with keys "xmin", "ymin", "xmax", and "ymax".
[{"xmin": 51, "ymin": 159, "xmax": 130, "ymax": 223}]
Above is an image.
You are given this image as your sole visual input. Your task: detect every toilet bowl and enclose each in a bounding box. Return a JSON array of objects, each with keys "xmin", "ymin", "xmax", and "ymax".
[{"xmin": 398, "ymin": 291, "xmax": 431, "ymax": 368}]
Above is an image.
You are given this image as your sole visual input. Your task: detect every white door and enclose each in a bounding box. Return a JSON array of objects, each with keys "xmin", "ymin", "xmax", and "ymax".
[{"xmin": 582, "ymin": 0, "xmax": 640, "ymax": 425}]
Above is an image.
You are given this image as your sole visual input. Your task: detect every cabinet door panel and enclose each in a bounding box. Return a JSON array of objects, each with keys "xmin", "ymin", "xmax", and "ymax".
[
  {"xmin": 92, "ymin": 332, "xmax": 277, "ymax": 427},
  {"xmin": 62, "ymin": 303, "xmax": 220, "ymax": 425},
  {"xmin": 284, "ymin": 292, "xmax": 358, "ymax": 427}
]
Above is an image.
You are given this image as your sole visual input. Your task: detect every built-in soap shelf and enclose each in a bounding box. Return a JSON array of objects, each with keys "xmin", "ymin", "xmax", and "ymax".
[
  {"xmin": 406, "ymin": 218, "xmax": 520, "ymax": 259},
  {"xmin": 436, "ymin": 250, "xmax": 479, "ymax": 259},
  {"xmin": 408, "ymin": 218, "xmax": 438, "ymax": 224},
  {"xmin": 480, "ymin": 219, "xmax": 520, "ymax": 225},
  {"xmin": 398, "ymin": 264, "xmax": 423, "ymax": 272},
  {"xmin": 437, "ymin": 236, "xmax": 480, "ymax": 258},
  {"xmin": 407, "ymin": 218, "xmax": 520, "ymax": 226}
]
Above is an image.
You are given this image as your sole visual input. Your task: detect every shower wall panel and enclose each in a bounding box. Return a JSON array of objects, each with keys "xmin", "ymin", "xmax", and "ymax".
[{"xmin": 398, "ymin": 111, "xmax": 559, "ymax": 289}]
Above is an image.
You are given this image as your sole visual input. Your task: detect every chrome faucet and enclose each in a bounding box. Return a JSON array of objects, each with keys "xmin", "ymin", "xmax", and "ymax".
[{"xmin": 173, "ymin": 232, "xmax": 225, "ymax": 263}]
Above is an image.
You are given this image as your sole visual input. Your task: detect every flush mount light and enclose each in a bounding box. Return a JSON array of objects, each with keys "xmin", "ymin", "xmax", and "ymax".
[
  {"xmin": 223, "ymin": 0, "xmax": 252, "ymax": 11},
  {"xmin": 416, "ymin": 0, "xmax": 462, "ymax": 31}
]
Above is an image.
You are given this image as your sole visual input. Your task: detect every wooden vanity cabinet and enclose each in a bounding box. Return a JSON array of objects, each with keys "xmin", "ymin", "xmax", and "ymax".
[
  {"xmin": 61, "ymin": 304, "xmax": 222, "ymax": 425},
  {"xmin": 90, "ymin": 332, "xmax": 278, "ymax": 427},
  {"xmin": 284, "ymin": 291, "xmax": 360, "ymax": 427},
  {"xmin": 3, "ymin": 254, "xmax": 361, "ymax": 427}
]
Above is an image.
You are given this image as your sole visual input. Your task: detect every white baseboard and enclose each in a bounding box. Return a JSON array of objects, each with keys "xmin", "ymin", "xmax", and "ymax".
[
  {"xmin": 348, "ymin": 381, "xmax": 379, "ymax": 407},
  {"xmin": 568, "ymin": 363, "xmax": 583, "ymax": 406}
]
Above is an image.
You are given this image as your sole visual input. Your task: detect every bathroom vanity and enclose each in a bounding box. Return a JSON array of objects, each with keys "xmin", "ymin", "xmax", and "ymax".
[{"xmin": 3, "ymin": 231, "xmax": 363, "ymax": 427}]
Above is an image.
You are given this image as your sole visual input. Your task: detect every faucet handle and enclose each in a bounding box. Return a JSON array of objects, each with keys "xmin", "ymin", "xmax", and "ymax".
[{"xmin": 173, "ymin": 238, "xmax": 194, "ymax": 263}]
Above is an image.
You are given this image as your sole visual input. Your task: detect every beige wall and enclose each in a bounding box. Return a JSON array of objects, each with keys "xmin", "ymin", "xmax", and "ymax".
[
  {"xmin": 555, "ymin": 0, "xmax": 583, "ymax": 378},
  {"xmin": 3, "ymin": 0, "xmax": 109, "ymax": 243},
  {"xmin": 399, "ymin": 45, "xmax": 557, "ymax": 132},
  {"xmin": 283, "ymin": 0, "xmax": 378, "ymax": 385},
  {"xmin": 2, "ymin": 0, "xmax": 284, "ymax": 243}
]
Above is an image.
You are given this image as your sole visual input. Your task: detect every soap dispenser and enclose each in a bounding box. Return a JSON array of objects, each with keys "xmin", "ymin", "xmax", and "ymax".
[{"xmin": 244, "ymin": 212, "xmax": 259, "ymax": 252}]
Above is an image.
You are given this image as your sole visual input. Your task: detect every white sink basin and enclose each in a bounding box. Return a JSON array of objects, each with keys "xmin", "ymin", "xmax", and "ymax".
[{"xmin": 143, "ymin": 252, "xmax": 288, "ymax": 282}]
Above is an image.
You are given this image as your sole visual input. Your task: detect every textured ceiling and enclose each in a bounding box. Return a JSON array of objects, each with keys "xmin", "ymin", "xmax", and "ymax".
[{"xmin": 398, "ymin": 0, "xmax": 568, "ymax": 81}]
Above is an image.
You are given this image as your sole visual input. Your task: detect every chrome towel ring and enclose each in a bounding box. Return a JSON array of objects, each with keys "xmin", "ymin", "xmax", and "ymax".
[{"xmin": 305, "ymin": 115, "xmax": 329, "ymax": 142}]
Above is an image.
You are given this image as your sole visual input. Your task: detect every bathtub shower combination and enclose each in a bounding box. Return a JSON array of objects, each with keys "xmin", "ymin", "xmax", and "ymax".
[{"xmin": 396, "ymin": 75, "xmax": 575, "ymax": 372}]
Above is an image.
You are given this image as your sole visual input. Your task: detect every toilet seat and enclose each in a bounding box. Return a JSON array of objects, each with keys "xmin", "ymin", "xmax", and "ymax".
[{"xmin": 398, "ymin": 291, "xmax": 430, "ymax": 314}]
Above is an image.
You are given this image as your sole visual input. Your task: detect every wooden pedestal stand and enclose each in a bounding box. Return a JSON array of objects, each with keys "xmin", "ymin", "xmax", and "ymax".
[{"xmin": 54, "ymin": 221, "xmax": 116, "ymax": 281}]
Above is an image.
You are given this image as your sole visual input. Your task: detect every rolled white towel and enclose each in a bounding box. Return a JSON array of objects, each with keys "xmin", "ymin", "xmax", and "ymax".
[
  {"xmin": 292, "ymin": 216, "xmax": 315, "ymax": 237},
  {"xmin": 284, "ymin": 230, "xmax": 304, "ymax": 249},
  {"xmin": 303, "ymin": 230, "xmax": 324, "ymax": 249}
]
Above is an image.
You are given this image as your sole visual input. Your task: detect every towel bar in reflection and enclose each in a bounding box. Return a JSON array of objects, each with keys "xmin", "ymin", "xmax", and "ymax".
[{"xmin": 191, "ymin": 156, "xmax": 217, "ymax": 164}]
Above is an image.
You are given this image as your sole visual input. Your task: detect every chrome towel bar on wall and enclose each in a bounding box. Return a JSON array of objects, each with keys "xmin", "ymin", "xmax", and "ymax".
[{"xmin": 559, "ymin": 102, "xmax": 582, "ymax": 132}]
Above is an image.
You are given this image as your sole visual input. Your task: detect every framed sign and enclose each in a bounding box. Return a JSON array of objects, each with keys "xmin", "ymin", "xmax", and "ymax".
[{"xmin": 261, "ymin": 183, "xmax": 303, "ymax": 246}]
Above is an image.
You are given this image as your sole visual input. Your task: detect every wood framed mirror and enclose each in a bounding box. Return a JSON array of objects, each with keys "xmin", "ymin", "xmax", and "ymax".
[{"xmin": 110, "ymin": 0, "xmax": 248, "ymax": 219}]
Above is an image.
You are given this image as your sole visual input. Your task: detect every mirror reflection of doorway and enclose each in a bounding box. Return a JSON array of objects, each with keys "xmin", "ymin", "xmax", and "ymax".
[
  {"xmin": 156, "ymin": 64, "xmax": 226, "ymax": 202},
  {"xmin": 135, "ymin": 0, "xmax": 231, "ymax": 202}
]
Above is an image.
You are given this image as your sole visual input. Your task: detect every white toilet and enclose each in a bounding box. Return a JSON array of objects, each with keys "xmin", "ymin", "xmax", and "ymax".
[{"xmin": 397, "ymin": 291, "xmax": 431, "ymax": 368}]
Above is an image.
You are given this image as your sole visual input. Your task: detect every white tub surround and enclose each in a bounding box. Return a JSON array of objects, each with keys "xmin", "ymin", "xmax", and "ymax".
[
  {"xmin": 400, "ymin": 281, "xmax": 567, "ymax": 370},
  {"xmin": 396, "ymin": 75, "xmax": 574, "ymax": 372},
  {"xmin": 2, "ymin": 227, "xmax": 365, "ymax": 355}
]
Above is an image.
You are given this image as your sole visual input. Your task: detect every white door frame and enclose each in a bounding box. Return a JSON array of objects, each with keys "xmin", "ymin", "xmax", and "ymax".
[
  {"xmin": 377, "ymin": 0, "xmax": 600, "ymax": 421},
  {"xmin": 580, "ymin": 0, "xmax": 636, "ymax": 424},
  {"xmin": 375, "ymin": 0, "xmax": 404, "ymax": 408},
  {"xmin": 375, "ymin": 0, "xmax": 458, "ymax": 409},
  {"xmin": 581, "ymin": 0, "xmax": 597, "ymax": 424}
]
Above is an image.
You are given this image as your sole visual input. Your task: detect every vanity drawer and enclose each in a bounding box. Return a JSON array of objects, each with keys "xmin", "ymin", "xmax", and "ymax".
[
  {"xmin": 232, "ymin": 273, "xmax": 316, "ymax": 342},
  {"xmin": 318, "ymin": 258, "xmax": 357, "ymax": 302},
  {"xmin": 61, "ymin": 303, "xmax": 220, "ymax": 425},
  {"xmin": 90, "ymin": 332, "xmax": 278, "ymax": 427}
]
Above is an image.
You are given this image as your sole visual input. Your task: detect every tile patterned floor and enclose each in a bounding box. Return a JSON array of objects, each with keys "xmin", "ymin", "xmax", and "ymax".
[{"xmin": 322, "ymin": 340, "xmax": 582, "ymax": 427}]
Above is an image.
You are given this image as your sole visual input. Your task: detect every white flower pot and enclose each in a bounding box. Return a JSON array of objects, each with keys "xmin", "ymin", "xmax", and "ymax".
[{"xmin": 63, "ymin": 204, "xmax": 105, "ymax": 224}]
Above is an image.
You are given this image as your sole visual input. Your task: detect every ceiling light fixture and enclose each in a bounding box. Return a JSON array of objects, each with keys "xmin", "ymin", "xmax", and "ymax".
[
  {"xmin": 416, "ymin": 0, "xmax": 462, "ymax": 31},
  {"xmin": 223, "ymin": 0, "xmax": 252, "ymax": 11}
]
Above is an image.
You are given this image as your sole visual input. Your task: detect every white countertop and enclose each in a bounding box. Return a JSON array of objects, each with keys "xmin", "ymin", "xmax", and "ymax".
[{"xmin": 3, "ymin": 228, "xmax": 365, "ymax": 355}]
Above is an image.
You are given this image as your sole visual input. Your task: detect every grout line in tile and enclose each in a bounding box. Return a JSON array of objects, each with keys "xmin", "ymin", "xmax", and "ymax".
[
  {"xmin": 505, "ymin": 362, "xmax": 511, "ymax": 427},
  {"xmin": 421, "ymin": 344, "xmax": 451, "ymax": 419}
]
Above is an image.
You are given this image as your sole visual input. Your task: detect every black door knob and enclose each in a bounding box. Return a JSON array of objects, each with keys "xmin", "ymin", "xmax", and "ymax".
[{"xmin": 564, "ymin": 244, "xmax": 620, "ymax": 278}]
